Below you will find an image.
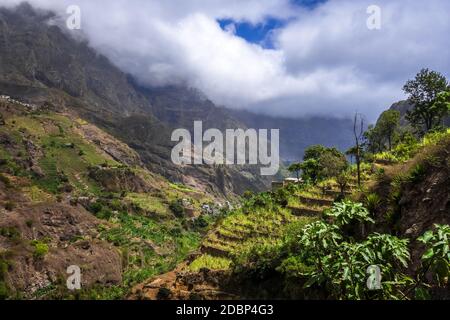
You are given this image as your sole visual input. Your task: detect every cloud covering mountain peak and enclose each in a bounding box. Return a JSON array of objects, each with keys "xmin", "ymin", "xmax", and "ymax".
[{"xmin": 1, "ymin": 0, "xmax": 449, "ymax": 120}]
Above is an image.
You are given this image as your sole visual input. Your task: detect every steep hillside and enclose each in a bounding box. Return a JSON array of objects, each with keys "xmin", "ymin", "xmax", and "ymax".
[
  {"xmin": 367, "ymin": 131, "xmax": 450, "ymax": 270},
  {"xmin": 0, "ymin": 3, "xmax": 271, "ymax": 197},
  {"xmin": 0, "ymin": 96, "xmax": 225, "ymax": 299},
  {"xmin": 131, "ymin": 131, "xmax": 449, "ymax": 300}
]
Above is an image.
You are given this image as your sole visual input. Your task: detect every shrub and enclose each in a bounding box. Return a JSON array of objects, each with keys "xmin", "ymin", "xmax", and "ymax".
[
  {"xmin": 31, "ymin": 241, "xmax": 49, "ymax": 259},
  {"xmin": 169, "ymin": 199, "xmax": 185, "ymax": 218},
  {"xmin": 193, "ymin": 216, "xmax": 208, "ymax": 229},
  {"xmin": 0, "ymin": 227, "xmax": 20, "ymax": 242},
  {"xmin": 365, "ymin": 193, "xmax": 381, "ymax": 214},
  {"xmin": 408, "ymin": 163, "xmax": 427, "ymax": 183},
  {"xmin": 232, "ymin": 240, "xmax": 284, "ymax": 279},
  {"xmin": 89, "ymin": 201, "xmax": 103, "ymax": 214},
  {"xmin": 296, "ymin": 220, "xmax": 411, "ymax": 299},
  {"xmin": 189, "ymin": 255, "xmax": 231, "ymax": 271},
  {"xmin": 324, "ymin": 201, "xmax": 374, "ymax": 227},
  {"xmin": 242, "ymin": 190, "xmax": 253, "ymax": 200},
  {"xmin": 422, "ymin": 128, "xmax": 450, "ymax": 146},
  {"xmin": 277, "ymin": 256, "xmax": 314, "ymax": 278},
  {"xmin": 96, "ymin": 208, "xmax": 114, "ymax": 220},
  {"xmin": 417, "ymin": 224, "xmax": 450, "ymax": 287},
  {"xmin": 273, "ymin": 188, "xmax": 290, "ymax": 207},
  {"xmin": 374, "ymin": 152, "xmax": 399, "ymax": 163}
]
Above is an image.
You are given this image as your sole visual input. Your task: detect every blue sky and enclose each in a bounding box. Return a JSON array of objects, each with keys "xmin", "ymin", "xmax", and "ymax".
[
  {"xmin": 218, "ymin": 0, "xmax": 326, "ymax": 48},
  {"xmin": 218, "ymin": 18, "xmax": 286, "ymax": 49}
]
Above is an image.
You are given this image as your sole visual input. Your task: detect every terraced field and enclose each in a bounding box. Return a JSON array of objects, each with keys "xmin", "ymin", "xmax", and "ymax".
[
  {"xmin": 188, "ymin": 204, "xmax": 322, "ymax": 272},
  {"xmin": 201, "ymin": 209, "xmax": 294, "ymax": 258},
  {"xmin": 287, "ymin": 181, "xmax": 357, "ymax": 217},
  {"xmin": 184, "ymin": 178, "xmax": 362, "ymax": 275}
]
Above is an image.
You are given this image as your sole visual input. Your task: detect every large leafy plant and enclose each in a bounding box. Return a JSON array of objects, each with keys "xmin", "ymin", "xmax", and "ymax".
[
  {"xmin": 417, "ymin": 224, "xmax": 450, "ymax": 287},
  {"xmin": 295, "ymin": 201, "xmax": 410, "ymax": 299},
  {"xmin": 324, "ymin": 200, "xmax": 375, "ymax": 226}
]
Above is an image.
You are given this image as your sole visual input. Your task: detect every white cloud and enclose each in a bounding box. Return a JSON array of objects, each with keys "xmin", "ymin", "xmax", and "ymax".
[{"xmin": 1, "ymin": 0, "xmax": 449, "ymax": 120}]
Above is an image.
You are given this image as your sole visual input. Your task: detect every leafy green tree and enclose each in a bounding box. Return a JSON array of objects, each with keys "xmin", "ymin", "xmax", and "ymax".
[
  {"xmin": 363, "ymin": 125, "xmax": 384, "ymax": 154},
  {"xmin": 288, "ymin": 163, "xmax": 302, "ymax": 180},
  {"xmin": 320, "ymin": 151, "xmax": 347, "ymax": 177},
  {"xmin": 432, "ymin": 91, "xmax": 450, "ymax": 127},
  {"xmin": 376, "ymin": 110, "xmax": 401, "ymax": 150},
  {"xmin": 300, "ymin": 158, "xmax": 320, "ymax": 183},
  {"xmin": 403, "ymin": 69, "xmax": 449, "ymax": 133},
  {"xmin": 303, "ymin": 145, "xmax": 328, "ymax": 161},
  {"xmin": 300, "ymin": 145, "xmax": 348, "ymax": 184},
  {"xmin": 336, "ymin": 170, "xmax": 351, "ymax": 197}
]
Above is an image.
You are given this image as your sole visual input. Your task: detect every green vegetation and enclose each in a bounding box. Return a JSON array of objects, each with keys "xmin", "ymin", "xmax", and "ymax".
[
  {"xmin": 287, "ymin": 163, "xmax": 302, "ymax": 180},
  {"xmin": 372, "ymin": 128, "xmax": 450, "ymax": 163},
  {"xmin": 189, "ymin": 255, "xmax": 231, "ymax": 272},
  {"xmin": 0, "ymin": 251, "xmax": 13, "ymax": 300},
  {"xmin": 0, "ymin": 227, "xmax": 20, "ymax": 243},
  {"xmin": 403, "ymin": 68, "xmax": 449, "ymax": 134},
  {"xmin": 0, "ymin": 106, "xmax": 221, "ymax": 300},
  {"xmin": 324, "ymin": 200, "xmax": 374, "ymax": 227},
  {"xmin": 98, "ymin": 210, "xmax": 201, "ymax": 286},
  {"xmin": 169, "ymin": 199, "xmax": 185, "ymax": 218},
  {"xmin": 126, "ymin": 193, "xmax": 170, "ymax": 217},
  {"xmin": 417, "ymin": 225, "xmax": 450, "ymax": 289},
  {"xmin": 215, "ymin": 116, "xmax": 449, "ymax": 300},
  {"xmin": 289, "ymin": 145, "xmax": 348, "ymax": 185},
  {"xmin": 365, "ymin": 110, "xmax": 401, "ymax": 153},
  {"xmin": 364, "ymin": 193, "xmax": 381, "ymax": 214},
  {"xmin": 0, "ymin": 68, "xmax": 449, "ymax": 301},
  {"xmin": 231, "ymin": 199, "xmax": 448, "ymax": 300},
  {"xmin": 31, "ymin": 240, "xmax": 49, "ymax": 259}
]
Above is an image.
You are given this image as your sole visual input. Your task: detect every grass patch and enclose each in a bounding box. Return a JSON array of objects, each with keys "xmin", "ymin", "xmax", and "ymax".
[
  {"xmin": 189, "ymin": 254, "xmax": 231, "ymax": 271},
  {"xmin": 23, "ymin": 186, "xmax": 55, "ymax": 203},
  {"xmin": 126, "ymin": 193, "xmax": 170, "ymax": 217},
  {"xmin": 31, "ymin": 240, "xmax": 49, "ymax": 259}
]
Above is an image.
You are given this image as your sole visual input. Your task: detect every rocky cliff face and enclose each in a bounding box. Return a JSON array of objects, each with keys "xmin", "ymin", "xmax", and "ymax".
[{"xmin": 0, "ymin": 3, "xmax": 273, "ymax": 198}]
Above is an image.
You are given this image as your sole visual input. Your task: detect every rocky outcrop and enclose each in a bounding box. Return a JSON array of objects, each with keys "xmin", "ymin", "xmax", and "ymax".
[
  {"xmin": 88, "ymin": 166, "xmax": 152, "ymax": 193},
  {"xmin": 129, "ymin": 266, "xmax": 238, "ymax": 300},
  {"xmin": 0, "ymin": 203, "xmax": 122, "ymax": 297}
]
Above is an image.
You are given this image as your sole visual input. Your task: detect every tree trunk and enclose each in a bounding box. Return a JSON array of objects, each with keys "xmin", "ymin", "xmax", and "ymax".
[
  {"xmin": 425, "ymin": 115, "xmax": 433, "ymax": 132},
  {"xmin": 353, "ymin": 113, "xmax": 364, "ymax": 188},
  {"xmin": 356, "ymin": 154, "xmax": 361, "ymax": 187}
]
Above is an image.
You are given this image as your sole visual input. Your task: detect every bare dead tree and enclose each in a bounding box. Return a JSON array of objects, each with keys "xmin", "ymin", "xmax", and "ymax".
[{"xmin": 353, "ymin": 113, "xmax": 365, "ymax": 188}]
